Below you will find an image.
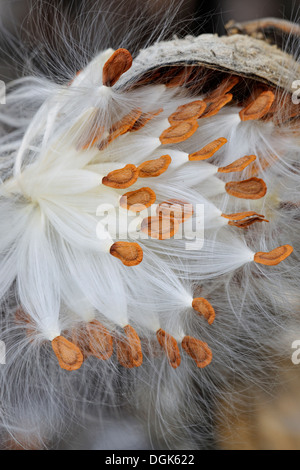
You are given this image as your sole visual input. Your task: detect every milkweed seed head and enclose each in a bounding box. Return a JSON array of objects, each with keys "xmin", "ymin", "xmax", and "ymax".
[{"xmin": 0, "ymin": 3, "xmax": 299, "ymax": 449}]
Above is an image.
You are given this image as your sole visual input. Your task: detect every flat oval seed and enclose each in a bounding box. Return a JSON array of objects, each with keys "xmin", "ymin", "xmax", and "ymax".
[
  {"xmin": 201, "ymin": 93, "xmax": 233, "ymax": 118},
  {"xmin": 221, "ymin": 211, "xmax": 265, "ymax": 220},
  {"xmin": 156, "ymin": 329, "xmax": 181, "ymax": 368},
  {"xmin": 254, "ymin": 245, "xmax": 294, "ymax": 266},
  {"xmin": 168, "ymin": 100, "xmax": 206, "ymax": 124},
  {"xmin": 52, "ymin": 336, "xmax": 84, "ymax": 371},
  {"xmin": 160, "ymin": 121, "xmax": 199, "ymax": 145},
  {"xmin": 86, "ymin": 320, "xmax": 113, "ymax": 360},
  {"xmin": 192, "ymin": 298, "xmax": 216, "ymax": 325},
  {"xmin": 157, "ymin": 199, "xmax": 194, "ymax": 223},
  {"xmin": 228, "ymin": 217, "xmax": 268, "ymax": 228},
  {"xmin": 120, "ymin": 187, "xmax": 156, "ymax": 212},
  {"xmin": 102, "ymin": 164, "xmax": 139, "ymax": 189},
  {"xmin": 124, "ymin": 325, "xmax": 143, "ymax": 366},
  {"xmin": 239, "ymin": 90, "xmax": 275, "ymax": 121},
  {"xmin": 225, "ymin": 178, "xmax": 267, "ymax": 199},
  {"xmin": 221, "ymin": 211, "xmax": 267, "ymax": 228},
  {"xmin": 181, "ymin": 336, "xmax": 212, "ymax": 368},
  {"xmin": 116, "ymin": 325, "xmax": 143, "ymax": 368},
  {"xmin": 141, "ymin": 216, "xmax": 180, "ymax": 240},
  {"xmin": 138, "ymin": 155, "xmax": 171, "ymax": 178},
  {"xmin": 110, "ymin": 241, "xmax": 143, "ymax": 266},
  {"xmin": 218, "ymin": 155, "xmax": 256, "ymax": 173},
  {"xmin": 102, "ymin": 48, "xmax": 133, "ymax": 87},
  {"xmin": 189, "ymin": 137, "xmax": 227, "ymax": 161}
]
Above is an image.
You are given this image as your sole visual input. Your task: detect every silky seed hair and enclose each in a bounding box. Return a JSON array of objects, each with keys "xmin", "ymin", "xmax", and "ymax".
[{"xmin": 0, "ymin": 2, "xmax": 299, "ymax": 449}]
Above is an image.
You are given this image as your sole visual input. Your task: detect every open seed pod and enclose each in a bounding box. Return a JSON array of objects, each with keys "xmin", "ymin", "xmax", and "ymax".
[{"xmin": 1, "ymin": 17, "xmax": 300, "ymax": 450}]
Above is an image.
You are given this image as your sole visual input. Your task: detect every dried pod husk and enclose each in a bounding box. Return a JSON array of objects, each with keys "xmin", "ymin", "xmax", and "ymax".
[{"xmin": 119, "ymin": 32, "xmax": 300, "ymax": 94}]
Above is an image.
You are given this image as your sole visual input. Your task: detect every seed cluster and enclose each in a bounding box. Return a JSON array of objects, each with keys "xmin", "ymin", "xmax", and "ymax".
[{"xmin": 29, "ymin": 48, "xmax": 294, "ymax": 371}]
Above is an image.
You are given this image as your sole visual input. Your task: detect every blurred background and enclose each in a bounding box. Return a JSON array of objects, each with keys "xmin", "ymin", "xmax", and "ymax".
[
  {"xmin": 0, "ymin": 0, "xmax": 298, "ymax": 35},
  {"xmin": 0, "ymin": 0, "xmax": 299, "ymax": 450}
]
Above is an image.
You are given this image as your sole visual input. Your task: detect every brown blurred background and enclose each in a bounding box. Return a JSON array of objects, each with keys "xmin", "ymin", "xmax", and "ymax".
[{"xmin": 0, "ymin": 0, "xmax": 297, "ymax": 34}]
